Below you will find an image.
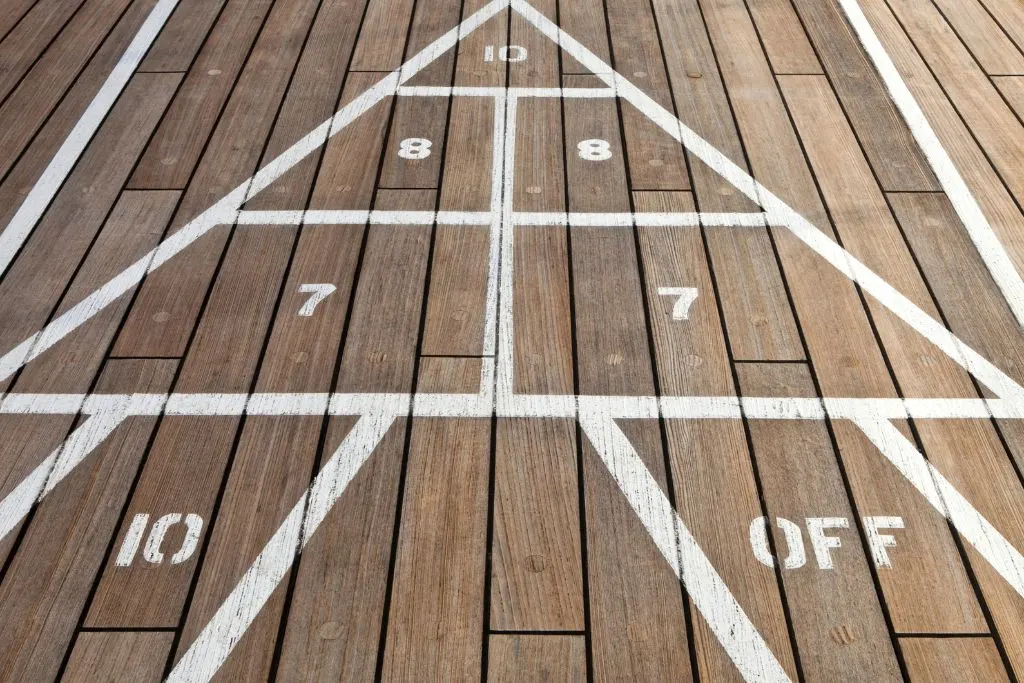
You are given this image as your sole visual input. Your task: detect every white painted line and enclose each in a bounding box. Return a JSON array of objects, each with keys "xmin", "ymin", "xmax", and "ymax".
[
  {"xmin": 0, "ymin": 408, "xmax": 127, "ymax": 542},
  {"xmin": 508, "ymin": 0, "xmax": 1024, "ymax": 405},
  {"xmin": 481, "ymin": 92, "xmax": 508, "ymax": 358},
  {"xmin": 837, "ymin": 0, "xmax": 1024, "ymax": 329},
  {"xmin": 167, "ymin": 409, "xmax": 398, "ymax": 683},
  {"xmin": 496, "ymin": 95, "xmax": 517, "ymax": 399},
  {"xmin": 578, "ymin": 410, "xmax": 791, "ymax": 682},
  {"xmin": 397, "ymin": 85, "xmax": 616, "ymax": 98},
  {"xmin": 854, "ymin": 417, "xmax": 1024, "ymax": 600},
  {"xmin": 0, "ymin": 0, "xmax": 182, "ymax": 278},
  {"xmin": 0, "ymin": 0, "xmax": 511, "ymax": 384}
]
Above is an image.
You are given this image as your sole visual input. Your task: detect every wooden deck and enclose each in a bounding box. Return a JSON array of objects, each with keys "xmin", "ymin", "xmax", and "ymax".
[{"xmin": 1, "ymin": 0, "xmax": 1024, "ymax": 680}]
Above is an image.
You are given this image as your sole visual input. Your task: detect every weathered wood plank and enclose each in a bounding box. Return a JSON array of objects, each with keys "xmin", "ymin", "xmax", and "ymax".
[
  {"xmin": 746, "ymin": 0, "xmax": 821, "ymax": 74},
  {"xmin": 487, "ymin": 634, "xmax": 586, "ymax": 681},
  {"xmin": 63, "ymin": 631, "xmax": 175, "ymax": 683},
  {"xmin": 901, "ymin": 637, "xmax": 1010, "ymax": 682},
  {"xmin": 931, "ymin": 0, "xmax": 1024, "ymax": 75}
]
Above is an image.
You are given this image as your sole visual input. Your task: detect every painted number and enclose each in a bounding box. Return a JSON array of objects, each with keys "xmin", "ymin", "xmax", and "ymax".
[
  {"xmin": 577, "ymin": 139, "xmax": 612, "ymax": 161},
  {"xmin": 750, "ymin": 516, "xmax": 904, "ymax": 570},
  {"xmin": 484, "ymin": 44, "xmax": 528, "ymax": 62},
  {"xmin": 658, "ymin": 286, "xmax": 699, "ymax": 320},
  {"xmin": 398, "ymin": 137, "xmax": 432, "ymax": 160},
  {"xmin": 115, "ymin": 513, "xmax": 204, "ymax": 567},
  {"xmin": 297, "ymin": 283, "xmax": 336, "ymax": 317}
]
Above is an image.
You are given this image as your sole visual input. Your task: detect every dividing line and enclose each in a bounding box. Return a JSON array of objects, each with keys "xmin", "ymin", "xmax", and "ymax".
[
  {"xmin": 0, "ymin": 0, "xmax": 182, "ymax": 278},
  {"xmin": 854, "ymin": 417, "xmax": 1024, "ymax": 600},
  {"xmin": 0, "ymin": 407, "xmax": 127, "ymax": 542},
  {"xmin": 837, "ymin": 0, "xmax": 1024, "ymax": 329},
  {"xmin": 578, "ymin": 409, "xmax": 791, "ymax": 682},
  {"xmin": 167, "ymin": 409, "xmax": 398, "ymax": 683}
]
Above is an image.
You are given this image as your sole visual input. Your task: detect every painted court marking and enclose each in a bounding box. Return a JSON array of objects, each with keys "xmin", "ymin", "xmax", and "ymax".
[
  {"xmin": 0, "ymin": 0, "xmax": 183, "ymax": 278},
  {"xmin": 0, "ymin": 0, "xmax": 1023, "ymax": 680}
]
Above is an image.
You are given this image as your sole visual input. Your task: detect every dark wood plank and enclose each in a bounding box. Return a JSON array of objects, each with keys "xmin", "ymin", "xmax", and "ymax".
[
  {"xmin": 421, "ymin": 95, "xmax": 495, "ymax": 355},
  {"xmin": 558, "ymin": 0, "xmax": 610, "ymax": 74},
  {"xmin": 0, "ymin": 0, "xmax": 39, "ymax": 40},
  {"xmin": 349, "ymin": 0, "xmax": 416, "ymax": 72},
  {"xmin": 901, "ymin": 637, "xmax": 1010, "ymax": 682},
  {"xmin": 87, "ymin": 226, "xmax": 295, "ymax": 627},
  {"xmin": 565, "ymin": 81, "xmax": 692, "ymax": 680},
  {"xmin": 402, "ymin": 0, "xmax": 462, "ymax": 87},
  {"xmin": 605, "ymin": 0, "xmax": 690, "ymax": 190},
  {"xmin": 789, "ymin": 0, "xmax": 939, "ymax": 191},
  {"xmin": 0, "ymin": 0, "xmax": 160, "ymax": 229},
  {"xmin": 746, "ymin": 0, "xmax": 821, "ymax": 75},
  {"xmin": 115, "ymin": 0, "xmax": 326, "ymax": 356},
  {"xmin": 510, "ymin": 0, "xmax": 557, "ymax": 88},
  {"xmin": 0, "ymin": 0, "xmax": 89, "ymax": 103},
  {"xmin": 139, "ymin": 0, "xmax": 228, "ymax": 72},
  {"xmin": 738, "ymin": 362, "xmax": 902, "ymax": 681},
  {"xmin": 336, "ymin": 189, "xmax": 434, "ymax": 392},
  {"xmin": 379, "ymin": 94, "xmax": 450, "ymax": 189},
  {"xmin": 63, "ymin": 631, "xmax": 175, "ymax": 683},
  {"xmin": 0, "ymin": 73, "xmax": 179, "ymax": 374},
  {"xmin": 0, "ymin": 359, "xmax": 176, "ymax": 682},
  {"xmin": 453, "ymin": 0, "xmax": 507, "ymax": 88},
  {"xmin": 380, "ymin": 417, "xmax": 491, "ymax": 679},
  {"xmin": 487, "ymin": 634, "xmax": 586, "ymax": 682}
]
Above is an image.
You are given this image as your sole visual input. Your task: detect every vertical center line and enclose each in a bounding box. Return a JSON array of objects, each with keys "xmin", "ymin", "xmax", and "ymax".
[{"xmin": 495, "ymin": 94, "xmax": 518, "ymax": 406}]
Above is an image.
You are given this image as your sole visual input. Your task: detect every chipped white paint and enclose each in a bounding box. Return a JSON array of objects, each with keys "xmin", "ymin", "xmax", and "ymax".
[
  {"xmin": 750, "ymin": 517, "xmax": 806, "ymax": 570},
  {"xmin": 296, "ymin": 283, "xmax": 336, "ymax": 316},
  {"xmin": 579, "ymin": 409, "xmax": 791, "ymax": 682},
  {"xmin": 863, "ymin": 516, "xmax": 904, "ymax": 568},
  {"xmin": 658, "ymin": 286, "xmax": 699, "ymax": 320},
  {"xmin": 115, "ymin": 513, "xmax": 151, "ymax": 567},
  {"xmin": 167, "ymin": 409, "xmax": 397, "ymax": 683},
  {"xmin": 807, "ymin": 517, "xmax": 849, "ymax": 570},
  {"xmin": 142, "ymin": 512, "xmax": 203, "ymax": 565},
  {"xmin": 838, "ymin": 0, "xmax": 1024, "ymax": 329}
]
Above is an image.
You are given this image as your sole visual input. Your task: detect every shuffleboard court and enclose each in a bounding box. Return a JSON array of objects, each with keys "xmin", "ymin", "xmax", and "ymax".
[{"xmin": 1, "ymin": 0, "xmax": 1024, "ymax": 680}]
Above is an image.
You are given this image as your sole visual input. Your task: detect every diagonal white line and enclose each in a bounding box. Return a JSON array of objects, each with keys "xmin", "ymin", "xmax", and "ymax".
[
  {"xmin": 836, "ymin": 0, "xmax": 1024, "ymax": 329},
  {"xmin": 167, "ymin": 409, "xmax": 398, "ymax": 683},
  {"xmin": 508, "ymin": 0, "xmax": 1024, "ymax": 405},
  {"xmin": 578, "ymin": 409, "xmax": 791, "ymax": 682},
  {"xmin": 0, "ymin": 0, "xmax": 513, "ymax": 385},
  {"xmin": 0, "ymin": 0, "xmax": 183, "ymax": 278},
  {"xmin": 0, "ymin": 408, "xmax": 128, "ymax": 542},
  {"xmin": 854, "ymin": 417, "xmax": 1024, "ymax": 600}
]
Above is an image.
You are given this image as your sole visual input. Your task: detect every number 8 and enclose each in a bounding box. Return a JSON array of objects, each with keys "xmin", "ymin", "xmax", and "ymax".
[
  {"xmin": 578, "ymin": 138, "xmax": 612, "ymax": 161},
  {"xmin": 398, "ymin": 137, "xmax": 432, "ymax": 160}
]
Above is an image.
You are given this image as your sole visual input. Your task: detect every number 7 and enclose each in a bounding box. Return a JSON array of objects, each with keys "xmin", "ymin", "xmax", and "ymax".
[
  {"xmin": 297, "ymin": 283, "xmax": 336, "ymax": 317},
  {"xmin": 658, "ymin": 287, "xmax": 699, "ymax": 321}
]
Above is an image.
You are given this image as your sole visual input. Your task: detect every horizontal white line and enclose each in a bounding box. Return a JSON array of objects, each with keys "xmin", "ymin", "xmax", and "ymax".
[
  {"xmin": 1, "ymin": 392, "xmax": 1019, "ymax": 420},
  {"xmin": 234, "ymin": 210, "xmax": 769, "ymax": 228},
  {"xmin": 396, "ymin": 86, "xmax": 617, "ymax": 98}
]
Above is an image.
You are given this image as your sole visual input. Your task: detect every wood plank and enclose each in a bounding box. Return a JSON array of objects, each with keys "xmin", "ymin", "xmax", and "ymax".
[
  {"xmin": 650, "ymin": 0, "xmax": 803, "ymax": 362},
  {"xmin": 380, "ymin": 417, "xmax": 491, "ymax": 680},
  {"xmin": 565, "ymin": 83, "xmax": 692, "ymax": 680},
  {"xmin": 453, "ymin": 0, "xmax": 507, "ymax": 87},
  {"xmin": 336, "ymin": 190, "xmax": 434, "ymax": 392},
  {"xmin": 491, "ymin": 418, "xmax": 583, "ymax": 630},
  {"xmin": 995, "ymin": 75, "xmax": 1024, "ymax": 120},
  {"xmin": 605, "ymin": 0, "xmax": 690, "ymax": 190},
  {"xmin": 128, "ymin": 0, "xmax": 277, "ymax": 189},
  {"xmin": 901, "ymin": 637, "xmax": 1010, "ymax": 682},
  {"xmin": 510, "ymin": 0, "xmax": 557, "ymax": 88},
  {"xmin": 349, "ymin": 0, "xmax": 416, "ymax": 71},
  {"xmin": 746, "ymin": 0, "xmax": 821, "ymax": 74},
  {"xmin": 979, "ymin": 0, "xmax": 1024, "ymax": 61},
  {"xmin": 858, "ymin": 0, "xmax": 1024, "ymax": 281},
  {"xmin": 115, "ymin": 0, "xmax": 325, "ymax": 356},
  {"xmin": 881, "ymin": 0, "xmax": 1024, "ymax": 205},
  {"xmin": 487, "ymin": 634, "xmax": 586, "ymax": 682},
  {"xmin": 379, "ymin": 94, "xmax": 450, "ymax": 189},
  {"xmin": 789, "ymin": 0, "xmax": 939, "ymax": 192},
  {"xmin": 421, "ymin": 96, "xmax": 495, "ymax": 355},
  {"xmin": 0, "ymin": 74, "xmax": 179, "ymax": 372},
  {"xmin": 931, "ymin": 0, "xmax": 1024, "ymax": 75},
  {"xmin": 632, "ymin": 191, "xmax": 797, "ymax": 678},
  {"xmin": 698, "ymin": 0, "xmax": 895, "ymax": 398},
  {"xmin": 558, "ymin": 0, "xmax": 611, "ymax": 74},
  {"xmin": 276, "ymin": 417, "xmax": 405, "ymax": 680},
  {"xmin": 0, "ymin": 359, "xmax": 176, "ymax": 682},
  {"xmin": 63, "ymin": 631, "xmax": 175, "ymax": 683},
  {"xmin": 0, "ymin": 0, "xmax": 38, "ymax": 40},
  {"xmin": 87, "ymin": 226, "xmax": 295, "ymax": 627},
  {"xmin": 139, "ymin": 0, "xmax": 228, "ymax": 72},
  {"xmin": 173, "ymin": 416, "xmax": 322, "ymax": 679},
  {"xmin": 402, "ymin": 0, "xmax": 462, "ymax": 86},
  {"xmin": 0, "ymin": 0, "xmax": 168, "ymax": 230},
  {"xmin": 0, "ymin": 0, "xmax": 88, "ymax": 102},
  {"xmin": 737, "ymin": 362, "xmax": 902, "ymax": 681}
]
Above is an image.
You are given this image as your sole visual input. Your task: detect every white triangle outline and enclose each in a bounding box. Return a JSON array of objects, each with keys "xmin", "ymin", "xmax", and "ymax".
[{"xmin": 0, "ymin": 2, "xmax": 1021, "ymax": 681}]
